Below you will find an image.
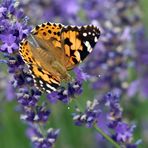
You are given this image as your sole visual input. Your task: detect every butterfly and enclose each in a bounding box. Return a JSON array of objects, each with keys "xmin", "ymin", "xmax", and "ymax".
[{"xmin": 19, "ymin": 22, "xmax": 100, "ymax": 93}]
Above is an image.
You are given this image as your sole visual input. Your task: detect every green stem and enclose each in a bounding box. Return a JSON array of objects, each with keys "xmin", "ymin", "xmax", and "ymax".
[
  {"xmin": 37, "ymin": 123, "xmax": 46, "ymax": 137},
  {"xmin": 94, "ymin": 124, "xmax": 120, "ymax": 148},
  {"xmin": 74, "ymin": 99, "xmax": 84, "ymax": 112}
]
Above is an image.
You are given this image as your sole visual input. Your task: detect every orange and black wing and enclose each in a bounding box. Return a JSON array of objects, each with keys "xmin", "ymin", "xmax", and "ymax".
[
  {"xmin": 19, "ymin": 22, "xmax": 65, "ymax": 93},
  {"xmin": 61, "ymin": 25, "xmax": 100, "ymax": 70},
  {"xmin": 19, "ymin": 39, "xmax": 60, "ymax": 93}
]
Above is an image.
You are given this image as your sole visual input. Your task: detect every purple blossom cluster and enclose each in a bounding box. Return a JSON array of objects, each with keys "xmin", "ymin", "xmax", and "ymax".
[
  {"xmin": 128, "ymin": 27, "xmax": 148, "ymax": 98},
  {"xmin": 47, "ymin": 81, "xmax": 82, "ymax": 104},
  {"xmin": 27, "ymin": 127, "xmax": 60, "ymax": 148},
  {"xmin": 0, "ymin": 0, "xmax": 89, "ymax": 147},
  {"xmin": 0, "ymin": 70, "xmax": 15, "ymax": 101},
  {"xmin": 19, "ymin": 0, "xmax": 80, "ymax": 24},
  {"xmin": 73, "ymin": 93, "xmax": 139, "ymax": 147},
  {"xmin": 0, "ymin": 0, "xmax": 60, "ymax": 147},
  {"xmin": 81, "ymin": 0, "xmax": 137, "ymax": 95},
  {"xmin": 0, "ymin": 0, "xmax": 30, "ymax": 53},
  {"xmin": 47, "ymin": 67, "xmax": 88, "ymax": 104}
]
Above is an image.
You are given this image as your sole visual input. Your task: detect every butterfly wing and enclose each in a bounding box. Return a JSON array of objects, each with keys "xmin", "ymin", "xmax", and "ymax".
[
  {"xmin": 19, "ymin": 39, "xmax": 60, "ymax": 93},
  {"xmin": 32, "ymin": 22, "xmax": 63, "ymax": 39},
  {"xmin": 60, "ymin": 25, "xmax": 100, "ymax": 70},
  {"xmin": 19, "ymin": 22, "xmax": 100, "ymax": 93},
  {"xmin": 31, "ymin": 22, "xmax": 67, "ymax": 65}
]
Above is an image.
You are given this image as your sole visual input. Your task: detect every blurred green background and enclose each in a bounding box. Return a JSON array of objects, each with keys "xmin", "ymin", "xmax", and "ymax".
[{"xmin": 0, "ymin": 0, "xmax": 148, "ymax": 148}]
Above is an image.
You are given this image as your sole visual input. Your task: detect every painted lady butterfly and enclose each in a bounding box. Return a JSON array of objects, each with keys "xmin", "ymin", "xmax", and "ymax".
[{"xmin": 19, "ymin": 22, "xmax": 100, "ymax": 93}]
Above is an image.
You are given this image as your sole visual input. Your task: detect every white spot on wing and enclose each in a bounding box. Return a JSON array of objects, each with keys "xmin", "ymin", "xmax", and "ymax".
[
  {"xmin": 94, "ymin": 37, "xmax": 98, "ymax": 42},
  {"xmin": 83, "ymin": 33, "xmax": 87, "ymax": 37},
  {"xmin": 84, "ymin": 41, "xmax": 92, "ymax": 52},
  {"xmin": 46, "ymin": 84, "xmax": 56, "ymax": 91},
  {"xmin": 32, "ymin": 75, "xmax": 35, "ymax": 78},
  {"xmin": 47, "ymin": 90, "xmax": 51, "ymax": 93},
  {"xmin": 64, "ymin": 25, "xmax": 68, "ymax": 28},
  {"xmin": 50, "ymin": 79, "xmax": 59, "ymax": 85},
  {"xmin": 77, "ymin": 26, "xmax": 81, "ymax": 29},
  {"xmin": 39, "ymin": 80, "xmax": 43, "ymax": 85}
]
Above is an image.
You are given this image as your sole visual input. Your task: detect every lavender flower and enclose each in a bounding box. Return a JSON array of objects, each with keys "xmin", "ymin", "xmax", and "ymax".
[
  {"xmin": 0, "ymin": 71, "xmax": 15, "ymax": 101},
  {"xmin": 47, "ymin": 67, "xmax": 88, "ymax": 104},
  {"xmin": 128, "ymin": 27, "xmax": 148, "ymax": 99},
  {"xmin": 27, "ymin": 127, "xmax": 60, "ymax": 148},
  {"xmin": 0, "ymin": 34, "xmax": 18, "ymax": 53},
  {"xmin": 78, "ymin": 0, "xmax": 137, "ymax": 96},
  {"xmin": 19, "ymin": 0, "xmax": 80, "ymax": 24},
  {"xmin": 73, "ymin": 93, "xmax": 139, "ymax": 147},
  {"xmin": 73, "ymin": 98, "xmax": 101, "ymax": 127},
  {"xmin": 47, "ymin": 80, "xmax": 83, "ymax": 104},
  {"xmin": 21, "ymin": 104, "xmax": 50, "ymax": 123},
  {"xmin": 0, "ymin": 1, "xmax": 60, "ymax": 147},
  {"xmin": 114, "ymin": 122, "xmax": 135, "ymax": 143},
  {"xmin": 17, "ymin": 88, "xmax": 40, "ymax": 107}
]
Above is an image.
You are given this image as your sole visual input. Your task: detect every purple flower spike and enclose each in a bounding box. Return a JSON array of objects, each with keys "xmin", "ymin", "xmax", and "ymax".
[
  {"xmin": 47, "ymin": 79, "xmax": 83, "ymax": 104},
  {"xmin": 73, "ymin": 99, "xmax": 101, "ymax": 128},
  {"xmin": 0, "ymin": 1, "xmax": 61, "ymax": 147},
  {"xmin": 31, "ymin": 129, "xmax": 59, "ymax": 148},
  {"xmin": 47, "ymin": 91, "xmax": 59, "ymax": 104},
  {"xmin": 115, "ymin": 122, "xmax": 135, "ymax": 143},
  {"xmin": 73, "ymin": 92, "xmax": 138, "ymax": 147},
  {"xmin": 21, "ymin": 104, "xmax": 51, "ymax": 123},
  {"xmin": 0, "ymin": 34, "xmax": 18, "ymax": 53},
  {"xmin": 17, "ymin": 88, "xmax": 40, "ymax": 107},
  {"xmin": 74, "ymin": 67, "xmax": 90, "ymax": 83},
  {"xmin": 0, "ymin": 7, "xmax": 7, "ymax": 17}
]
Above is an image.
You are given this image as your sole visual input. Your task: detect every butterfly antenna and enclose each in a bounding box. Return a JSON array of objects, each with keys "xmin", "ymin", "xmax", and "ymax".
[{"xmin": 28, "ymin": 34, "xmax": 40, "ymax": 48}]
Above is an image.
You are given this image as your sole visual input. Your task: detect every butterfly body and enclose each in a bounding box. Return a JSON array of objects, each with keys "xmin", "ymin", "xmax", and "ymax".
[
  {"xmin": 29, "ymin": 35, "xmax": 71, "ymax": 82},
  {"xmin": 19, "ymin": 22, "xmax": 100, "ymax": 93}
]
